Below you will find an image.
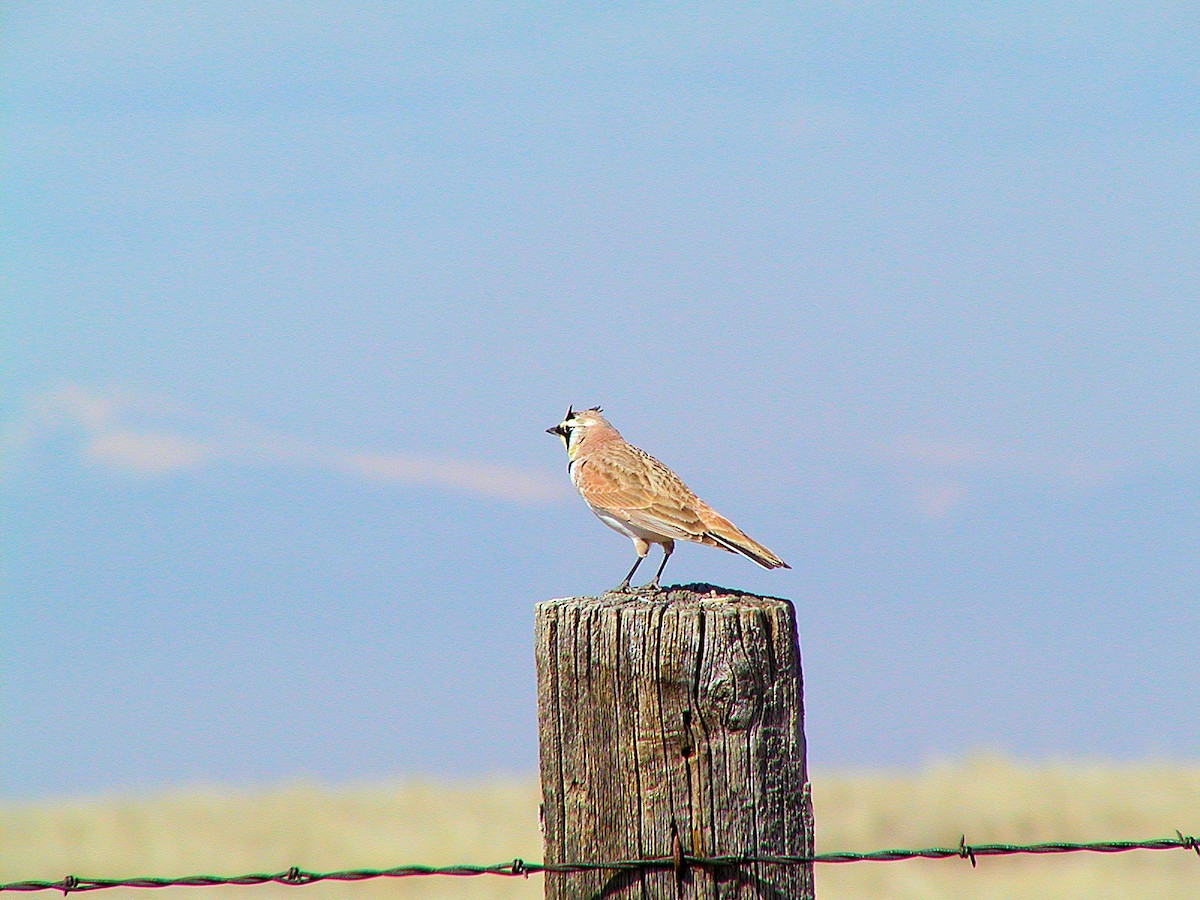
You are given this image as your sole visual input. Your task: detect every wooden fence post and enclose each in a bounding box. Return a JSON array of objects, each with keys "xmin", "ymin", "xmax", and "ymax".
[{"xmin": 535, "ymin": 585, "xmax": 814, "ymax": 899}]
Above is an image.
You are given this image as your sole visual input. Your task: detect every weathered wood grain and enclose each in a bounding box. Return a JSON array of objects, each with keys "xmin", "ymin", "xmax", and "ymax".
[{"xmin": 536, "ymin": 584, "xmax": 814, "ymax": 899}]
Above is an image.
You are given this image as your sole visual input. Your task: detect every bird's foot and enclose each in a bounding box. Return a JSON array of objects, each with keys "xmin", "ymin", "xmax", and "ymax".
[{"xmin": 632, "ymin": 580, "xmax": 666, "ymax": 595}]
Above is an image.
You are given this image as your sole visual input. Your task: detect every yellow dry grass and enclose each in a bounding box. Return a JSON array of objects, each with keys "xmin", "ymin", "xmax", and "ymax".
[
  {"xmin": 813, "ymin": 753, "xmax": 1199, "ymax": 898},
  {"xmin": 2, "ymin": 755, "xmax": 1196, "ymax": 899}
]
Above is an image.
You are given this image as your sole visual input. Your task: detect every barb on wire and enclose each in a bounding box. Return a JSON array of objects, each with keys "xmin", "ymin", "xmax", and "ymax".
[{"xmin": 1, "ymin": 834, "xmax": 1196, "ymax": 893}]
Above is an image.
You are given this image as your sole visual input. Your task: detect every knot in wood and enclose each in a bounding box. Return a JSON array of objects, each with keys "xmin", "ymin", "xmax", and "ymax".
[{"xmin": 699, "ymin": 664, "xmax": 761, "ymax": 732}]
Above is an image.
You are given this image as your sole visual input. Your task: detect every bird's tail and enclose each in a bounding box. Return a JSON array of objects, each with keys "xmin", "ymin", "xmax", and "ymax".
[{"xmin": 701, "ymin": 513, "xmax": 790, "ymax": 570}]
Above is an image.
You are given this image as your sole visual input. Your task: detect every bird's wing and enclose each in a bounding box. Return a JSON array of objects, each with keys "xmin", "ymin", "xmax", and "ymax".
[{"xmin": 576, "ymin": 446, "xmax": 709, "ymax": 542}]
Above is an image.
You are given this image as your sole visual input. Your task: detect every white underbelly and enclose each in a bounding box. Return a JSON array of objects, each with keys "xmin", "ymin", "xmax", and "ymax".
[{"xmin": 592, "ymin": 509, "xmax": 672, "ymax": 543}]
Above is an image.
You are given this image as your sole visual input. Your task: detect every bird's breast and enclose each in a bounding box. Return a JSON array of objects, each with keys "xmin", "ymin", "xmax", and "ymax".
[{"xmin": 568, "ymin": 456, "xmax": 586, "ymax": 489}]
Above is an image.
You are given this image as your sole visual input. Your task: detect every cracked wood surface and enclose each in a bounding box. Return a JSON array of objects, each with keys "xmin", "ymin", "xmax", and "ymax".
[{"xmin": 536, "ymin": 585, "xmax": 814, "ymax": 899}]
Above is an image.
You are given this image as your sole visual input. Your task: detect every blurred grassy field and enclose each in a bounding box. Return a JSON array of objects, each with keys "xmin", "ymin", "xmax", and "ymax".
[{"xmin": 3, "ymin": 755, "xmax": 1197, "ymax": 899}]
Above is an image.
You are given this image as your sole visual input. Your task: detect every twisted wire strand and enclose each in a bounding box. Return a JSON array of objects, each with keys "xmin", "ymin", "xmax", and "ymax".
[{"xmin": 2, "ymin": 833, "xmax": 1196, "ymax": 892}]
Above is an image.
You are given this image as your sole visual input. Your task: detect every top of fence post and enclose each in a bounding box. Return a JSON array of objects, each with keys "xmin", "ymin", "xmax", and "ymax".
[{"xmin": 534, "ymin": 584, "xmax": 815, "ymax": 899}]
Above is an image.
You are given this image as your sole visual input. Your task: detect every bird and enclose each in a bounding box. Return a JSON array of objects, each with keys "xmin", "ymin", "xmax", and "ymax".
[{"xmin": 546, "ymin": 405, "xmax": 789, "ymax": 592}]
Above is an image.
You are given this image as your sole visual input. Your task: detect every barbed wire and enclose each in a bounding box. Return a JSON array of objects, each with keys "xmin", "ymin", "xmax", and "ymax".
[{"xmin": 2, "ymin": 833, "xmax": 1196, "ymax": 893}]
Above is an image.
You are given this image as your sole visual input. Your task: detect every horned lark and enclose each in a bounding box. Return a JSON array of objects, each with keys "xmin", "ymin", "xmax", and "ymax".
[{"xmin": 546, "ymin": 406, "xmax": 789, "ymax": 592}]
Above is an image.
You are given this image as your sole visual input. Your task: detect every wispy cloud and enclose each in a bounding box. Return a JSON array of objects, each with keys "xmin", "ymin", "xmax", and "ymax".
[
  {"xmin": 882, "ymin": 434, "xmax": 1123, "ymax": 521},
  {"xmin": 3, "ymin": 384, "xmax": 567, "ymax": 504},
  {"xmin": 903, "ymin": 476, "xmax": 969, "ymax": 521},
  {"xmin": 84, "ymin": 429, "xmax": 211, "ymax": 473}
]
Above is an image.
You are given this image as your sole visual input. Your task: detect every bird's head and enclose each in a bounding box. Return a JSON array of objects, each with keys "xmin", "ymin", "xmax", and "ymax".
[{"xmin": 546, "ymin": 405, "xmax": 610, "ymax": 457}]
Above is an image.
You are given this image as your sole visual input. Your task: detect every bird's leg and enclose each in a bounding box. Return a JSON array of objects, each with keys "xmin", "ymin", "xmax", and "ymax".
[
  {"xmin": 610, "ymin": 554, "xmax": 645, "ymax": 593},
  {"xmin": 610, "ymin": 538, "xmax": 651, "ymax": 593},
  {"xmin": 645, "ymin": 541, "xmax": 674, "ymax": 591}
]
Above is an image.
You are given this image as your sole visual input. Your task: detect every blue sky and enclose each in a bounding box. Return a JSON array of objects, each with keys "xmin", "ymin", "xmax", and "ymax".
[{"xmin": 3, "ymin": 3, "xmax": 1198, "ymax": 800}]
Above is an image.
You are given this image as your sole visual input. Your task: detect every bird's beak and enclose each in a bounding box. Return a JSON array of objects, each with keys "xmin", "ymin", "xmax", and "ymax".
[{"xmin": 548, "ymin": 406, "xmax": 573, "ymax": 438}]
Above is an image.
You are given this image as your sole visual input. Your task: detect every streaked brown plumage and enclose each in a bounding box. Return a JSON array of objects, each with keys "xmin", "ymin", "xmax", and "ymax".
[{"xmin": 546, "ymin": 406, "xmax": 789, "ymax": 591}]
